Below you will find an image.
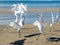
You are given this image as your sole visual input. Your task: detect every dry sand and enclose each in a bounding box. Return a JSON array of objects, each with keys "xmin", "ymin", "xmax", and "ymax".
[{"xmin": 0, "ymin": 23, "xmax": 60, "ymax": 45}]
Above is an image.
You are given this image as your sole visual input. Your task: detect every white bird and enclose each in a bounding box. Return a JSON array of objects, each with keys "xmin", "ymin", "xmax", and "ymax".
[
  {"xmin": 56, "ymin": 13, "xmax": 58, "ymax": 22},
  {"xmin": 51, "ymin": 12, "xmax": 54, "ymax": 24},
  {"xmin": 33, "ymin": 13, "xmax": 45, "ymax": 33},
  {"xmin": 49, "ymin": 12, "xmax": 55, "ymax": 32},
  {"xmin": 56, "ymin": 13, "xmax": 58, "ymax": 19},
  {"xmin": 9, "ymin": 3, "xmax": 27, "ymax": 38},
  {"xmin": 14, "ymin": 12, "xmax": 19, "ymax": 23},
  {"xmin": 9, "ymin": 3, "xmax": 27, "ymax": 31},
  {"xmin": 9, "ymin": 14, "xmax": 21, "ymax": 31},
  {"xmin": 33, "ymin": 20, "xmax": 46, "ymax": 33},
  {"xmin": 9, "ymin": 14, "xmax": 25, "ymax": 31},
  {"xmin": 11, "ymin": 4, "xmax": 19, "ymax": 23}
]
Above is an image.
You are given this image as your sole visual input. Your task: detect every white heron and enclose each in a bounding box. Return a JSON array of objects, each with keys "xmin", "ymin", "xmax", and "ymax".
[
  {"xmin": 49, "ymin": 12, "xmax": 55, "ymax": 32},
  {"xmin": 11, "ymin": 3, "xmax": 27, "ymax": 23},
  {"xmin": 33, "ymin": 20, "xmax": 42, "ymax": 33},
  {"xmin": 18, "ymin": 3, "xmax": 27, "ymax": 25},
  {"xmin": 9, "ymin": 3, "xmax": 27, "ymax": 38},
  {"xmin": 11, "ymin": 4, "xmax": 19, "ymax": 23},
  {"xmin": 56, "ymin": 12, "xmax": 58, "ymax": 22},
  {"xmin": 33, "ymin": 20, "xmax": 47, "ymax": 33},
  {"xmin": 33, "ymin": 13, "xmax": 44, "ymax": 33},
  {"xmin": 18, "ymin": 16, "xmax": 25, "ymax": 28},
  {"xmin": 9, "ymin": 17, "xmax": 23, "ymax": 38},
  {"xmin": 20, "ymin": 3, "xmax": 27, "ymax": 14},
  {"xmin": 51, "ymin": 12, "xmax": 54, "ymax": 24},
  {"xmin": 9, "ymin": 16, "xmax": 24, "ymax": 31},
  {"xmin": 10, "ymin": 3, "xmax": 27, "ymax": 29},
  {"xmin": 33, "ymin": 20, "xmax": 47, "ymax": 40},
  {"xmin": 9, "ymin": 4, "xmax": 20, "ymax": 31}
]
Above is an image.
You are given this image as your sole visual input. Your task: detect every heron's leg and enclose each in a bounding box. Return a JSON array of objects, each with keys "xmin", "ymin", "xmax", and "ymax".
[
  {"xmin": 36, "ymin": 35, "xmax": 39, "ymax": 40},
  {"xmin": 18, "ymin": 30, "xmax": 20, "ymax": 38},
  {"xmin": 36, "ymin": 29, "xmax": 42, "ymax": 40},
  {"xmin": 50, "ymin": 27, "xmax": 52, "ymax": 32},
  {"xmin": 37, "ymin": 27, "xmax": 45, "ymax": 40},
  {"xmin": 52, "ymin": 25, "xmax": 54, "ymax": 31},
  {"xmin": 36, "ymin": 33, "xmax": 41, "ymax": 40},
  {"xmin": 50, "ymin": 24, "xmax": 55, "ymax": 32},
  {"xmin": 52, "ymin": 24, "xmax": 55, "ymax": 32},
  {"xmin": 50, "ymin": 26, "xmax": 53, "ymax": 32},
  {"xmin": 17, "ymin": 25, "xmax": 21, "ymax": 38}
]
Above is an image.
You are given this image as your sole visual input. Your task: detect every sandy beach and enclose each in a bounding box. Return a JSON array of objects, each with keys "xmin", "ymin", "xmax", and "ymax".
[
  {"xmin": 0, "ymin": 1, "xmax": 60, "ymax": 45},
  {"xmin": 0, "ymin": 5, "xmax": 60, "ymax": 45},
  {"xmin": 0, "ymin": 23, "xmax": 60, "ymax": 45}
]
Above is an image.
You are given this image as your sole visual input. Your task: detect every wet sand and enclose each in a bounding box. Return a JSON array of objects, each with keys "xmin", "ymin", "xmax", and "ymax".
[{"xmin": 0, "ymin": 23, "xmax": 60, "ymax": 45}]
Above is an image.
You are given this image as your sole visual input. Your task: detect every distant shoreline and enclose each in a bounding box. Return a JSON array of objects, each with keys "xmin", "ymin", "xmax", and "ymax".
[{"xmin": 0, "ymin": 7, "xmax": 60, "ymax": 14}]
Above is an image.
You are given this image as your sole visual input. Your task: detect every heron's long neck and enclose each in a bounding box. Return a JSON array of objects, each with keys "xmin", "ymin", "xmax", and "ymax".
[
  {"xmin": 52, "ymin": 13, "xmax": 54, "ymax": 23},
  {"xmin": 18, "ymin": 17, "xmax": 24, "ymax": 27},
  {"xmin": 15, "ymin": 14, "xmax": 18, "ymax": 23}
]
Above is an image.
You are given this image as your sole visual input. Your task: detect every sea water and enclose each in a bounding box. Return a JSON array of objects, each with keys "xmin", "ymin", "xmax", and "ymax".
[{"xmin": 0, "ymin": 1, "xmax": 60, "ymax": 25}]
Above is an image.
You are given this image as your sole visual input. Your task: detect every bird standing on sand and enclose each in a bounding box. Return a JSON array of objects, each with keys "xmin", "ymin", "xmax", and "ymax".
[
  {"xmin": 33, "ymin": 20, "xmax": 43, "ymax": 33},
  {"xmin": 50, "ymin": 12, "xmax": 55, "ymax": 32},
  {"xmin": 9, "ymin": 3, "xmax": 27, "ymax": 31},
  {"xmin": 33, "ymin": 12, "xmax": 47, "ymax": 33},
  {"xmin": 9, "ymin": 3, "xmax": 27, "ymax": 37},
  {"xmin": 33, "ymin": 20, "xmax": 47, "ymax": 33},
  {"xmin": 56, "ymin": 12, "xmax": 58, "ymax": 22}
]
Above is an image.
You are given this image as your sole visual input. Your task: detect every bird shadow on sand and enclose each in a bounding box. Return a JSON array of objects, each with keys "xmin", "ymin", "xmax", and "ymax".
[
  {"xmin": 47, "ymin": 37, "xmax": 60, "ymax": 42},
  {"xmin": 10, "ymin": 39, "xmax": 26, "ymax": 45},
  {"xmin": 24, "ymin": 33, "xmax": 41, "ymax": 38}
]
